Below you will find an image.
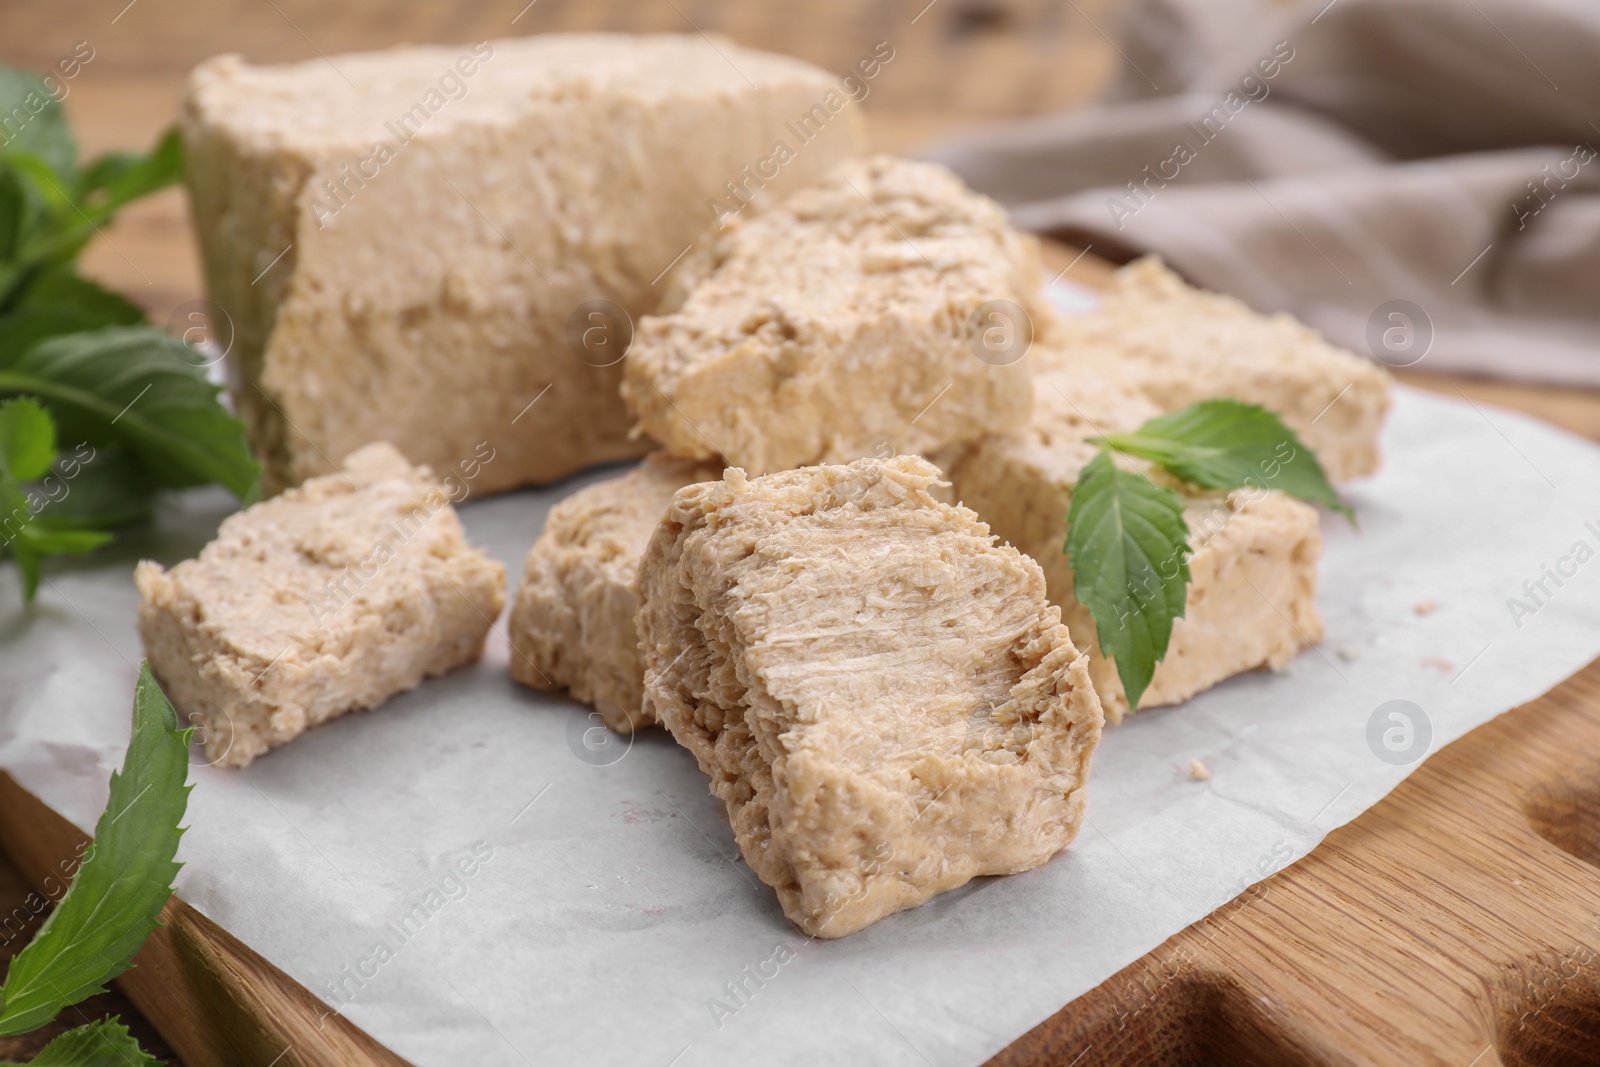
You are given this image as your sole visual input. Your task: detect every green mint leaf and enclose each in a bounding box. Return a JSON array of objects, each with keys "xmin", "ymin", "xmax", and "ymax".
[
  {"xmin": 0, "ymin": 326, "xmax": 257, "ymax": 498},
  {"xmin": 3, "ymin": 154, "xmax": 73, "ymax": 218},
  {"xmin": 0, "ymin": 125, "xmax": 179, "ymax": 297},
  {"xmin": 1098, "ymin": 399, "xmax": 1351, "ymax": 521},
  {"xmin": 1065, "ymin": 450, "xmax": 1191, "ymax": 711},
  {"xmin": 0, "ymin": 397, "xmax": 55, "ymax": 481},
  {"xmin": 0, "ymin": 167, "xmax": 21, "ymax": 263},
  {"xmin": 0, "ymin": 478, "xmax": 41, "ymax": 602},
  {"xmin": 16, "ymin": 265, "xmax": 146, "ymax": 326},
  {"xmin": 9, "ymin": 540, "xmax": 39, "ymax": 602},
  {"xmin": 0, "ymin": 663, "xmax": 191, "ymax": 1035},
  {"xmin": 2, "ymin": 153, "xmax": 95, "ymax": 280},
  {"xmin": 77, "ymin": 128, "xmax": 182, "ymax": 215},
  {"xmin": 0, "ymin": 67, "xmax": 76, "ymax": 177},
  {"xmin": 0, "ymin": 265, "xmax": 149, "ymax": 364},
  {"xmin": 32, "ymin": 444, "xmax": 153, "ymax": 532},
  {"xmin": 16, "ymin": 522, "xmax": 112, "ymax": 556},
  {"xmin": 0, "ymin": 1016, "xmax": 160, "ymax": 1067},
  {"xmin": 0, "ymin": 420, "xmax": 131, "ymax": 602}
]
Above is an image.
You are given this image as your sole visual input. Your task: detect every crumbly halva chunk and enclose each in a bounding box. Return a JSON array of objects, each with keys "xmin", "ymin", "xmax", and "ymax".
[
  {"xmin": 508, "ymin": 453, "xmax": 722, "ymax": 732},
  {"xmin": 623, "ymin": 156, "xmax": 1051, "ymax": 475},
  {"xmin": 1035, "ymin": 257, "xmax": 1391, "ymax": 482},
  {"xmin": 136, "ymin": 443, "xmax": 505, "ymax": 768},
  {"xmin": 947, "ymin": 370, "xmax": 1324, "ymax": 721},
  {"xmin": 183, "ymin": 34, "xmax": 864, "ymax": 495},
  {"xmin": 636, "ymin": 456, "xmax": 1104, "ymax": 937}
]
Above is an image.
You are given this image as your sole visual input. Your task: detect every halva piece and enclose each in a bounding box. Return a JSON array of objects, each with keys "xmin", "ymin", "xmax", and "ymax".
[
  {"xmin": 1036, "ymin": 257, "xmax": 1391, "ymax": 481},
  {"xmin": 136, "ymin": 443, "xmax": 505, "ymax": 768},
  {"xmin": 508, "ymin": 453, "xmax": 721, "ymax": 732},
  {"xmin": 947, "ymin": 370, "xmax": 1324, "ymax": 721},
  {"xmin": 636, "ymin": 455, "xmax": 1104, "ymax": 937},
  {"xmin": 623, "ymin": 156, "xmax": 1050, "ymax": 475},
  {"xmin": 183, "ymin": 34, "xmax": 864, "ymax": 494}
]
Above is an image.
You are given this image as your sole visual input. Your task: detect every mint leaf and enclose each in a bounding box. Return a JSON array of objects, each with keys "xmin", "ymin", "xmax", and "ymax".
[
  {"xmin": 1065, "ymin": 451, "xmax": 1192, "ymax": 710},
  {"xmin": 76, "ymin": 129, "xmax": 182, "ymax": 218},
  {"xmin": 0, "ymin": 1017, "xmax": 159, "ymax": 1067},
  {"xmin": 0, "ymin": 397, "xmax": 54, "ymax": 481},
  {"xmin": 7, "ymin": 540, "xmax": 38, "ymax": 601},
  {"xmin": 0, "ymin": 169, "xmax": 20, "ymax": 262},
  {"xmin": 0, "ymin": 327, "xmax": 257, "ymax": 498},
  {"xmin": 0, "ymin": 264, "xmax": 147, "ymax": 365},
  {"xmin": 1098, "ymin": 399, "xmax": 1350, "ymax": 520},
  {"xmin": 0, "ymin": 398, "xmax": 56, "ymax": 602},
  {"xmin": 32, "ymin": 444, "xmax": 153, "ymax": 532},
  {"xmin": 0, "ymin": 125, "xmax": 180, "ymax": 307},
  {"xmin": 15, "ymin": 522, "xmax": 111, "ymax": 557},
  {"xmin": 0, "ymin": 662, "xmax": 191, "ymax": 1035},
  {"xmin": 0, "ymin": 69, "xmax": 75, "ymax": 176},
  {"xmin": 0, "ymin": 405, "xmax": 121, "ymax": 602},
  {"xmin": 15, "ymin": 265, "xmax": 145, "ymax": 327},
  {"xmin": 0, "ymin": 266, "xmax": 146, "ymax": 362}
]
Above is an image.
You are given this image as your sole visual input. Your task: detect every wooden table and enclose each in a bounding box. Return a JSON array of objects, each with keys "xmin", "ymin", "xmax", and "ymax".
[{"xmin": 2, "ymin": 2, "xmax": 1597, "ymax": 1064}]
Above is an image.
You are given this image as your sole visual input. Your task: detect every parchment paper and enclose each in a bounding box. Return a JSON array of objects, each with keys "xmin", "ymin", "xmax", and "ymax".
[{"xmin": 3, "ymin": 373, "xmax": 1600, "ymax": 1066}]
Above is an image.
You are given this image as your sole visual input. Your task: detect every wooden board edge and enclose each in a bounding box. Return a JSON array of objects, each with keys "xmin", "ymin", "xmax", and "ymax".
[
  {"xmin": 0, "ymin": 772, "xmax": 410, "ymax": 1067},
  {"xmin": 983, "ymin": 657, "xmax": 1600, "ymax": 1066}
]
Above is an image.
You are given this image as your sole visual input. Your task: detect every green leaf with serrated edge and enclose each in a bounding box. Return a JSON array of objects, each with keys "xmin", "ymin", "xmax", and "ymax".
[
  {"xmin": 0, "ymin": 306, "xmax": 123, "ymax": 364},
  {"xmin": 0, "ymin": 663, "xmax": 191, "ymax": 1035},
  {"xmin": 1065, "ymin": 450, "xmax": 1192, "ymax": 710},
  {"xmin": 0, "ymin": 327, "xmax": 256, "ymax": 497},
  {"xmin": 0, "ymin": 1016, "xmax": 160, "ymax": 1067},
  {"xmin": 16, "ymin": 264, "xmax": 145, "ymax": 325},
  {"xmin": 1097, "ymin": 399, "xmax": 1352, "ymax": 521},
  {"xmin": 0, "ymin": 397, "xmax": 54, "ymax": 481},
  {"xmin": 0, "ymin": 67, "xmax": 76, "ymax": 177}
]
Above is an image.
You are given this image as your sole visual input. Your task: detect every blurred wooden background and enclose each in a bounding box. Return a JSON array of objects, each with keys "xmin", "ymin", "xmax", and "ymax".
[
  {"xmin": 1, "ymin": 0, "xmax": 1598, "ymax": 1061},
  {"xmin": 3, "ymin": 0, "xmax": 1595, "ymax": 439}
]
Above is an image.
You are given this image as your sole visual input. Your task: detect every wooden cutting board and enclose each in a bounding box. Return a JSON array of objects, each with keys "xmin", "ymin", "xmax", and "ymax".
[{"xmin": 2, "ymin": 1, "xmax": 1600, "ymax": 1063}]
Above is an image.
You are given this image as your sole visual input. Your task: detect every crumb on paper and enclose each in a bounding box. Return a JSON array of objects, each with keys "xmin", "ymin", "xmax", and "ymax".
[
  {"xmin": 1188, "ymin": 758, "xmax": 1211, "ymax": 781},
  {"xmin": 1414, "ymin": 598, "xmax": 1438, "ymax": 616},
  {"xmin": 1336, "ymin": 646, "xmax": 1360, "ymax": 662},
  {"xmin": 1422, "ymin": 657, "xmax": 1454, "ymax": 673}
]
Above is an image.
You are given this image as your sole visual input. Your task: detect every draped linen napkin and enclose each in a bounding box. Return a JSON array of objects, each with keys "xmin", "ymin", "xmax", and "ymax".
[{"xmin": 923, "ymin": 0, "xmax": 1600, "ymax": 385}]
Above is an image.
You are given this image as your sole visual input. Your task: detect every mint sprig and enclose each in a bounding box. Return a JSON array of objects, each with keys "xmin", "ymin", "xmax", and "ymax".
[
  {"xmin": 0, "ymin": 1016, "xmax": 159, "ymax": 1067},
  {"xmin": 1066, "ymin": 399, "xmax": 1348, "ymax": 709},
  {"xmin": 0, "ymin": 662, "xmax": 192, "ymax": 1037},
  {"xmin": 0, "ymin": 62, "xmax": 259, "ymax": 603},
  {"xmin": 0, "ymin": 327, "xmax": 257, "ymax": 497},
  {"xmin": 0, "ymin": 395, "xmax": 53, "ymax": 482},
  {"xmin": 0, "ymin": 398, "xmax": 112, "ymax": 600}
]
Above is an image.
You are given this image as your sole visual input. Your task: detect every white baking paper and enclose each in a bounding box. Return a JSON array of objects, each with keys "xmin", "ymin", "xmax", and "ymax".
[{"xmin": 3, "ymin": 382, "xmax": 1600, "ymax": 1067}]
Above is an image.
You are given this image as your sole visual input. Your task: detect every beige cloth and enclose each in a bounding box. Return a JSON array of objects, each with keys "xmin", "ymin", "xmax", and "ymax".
[{"xmin": 924, "ymin": 0, "xmax": 1600, "ymax": 385}]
